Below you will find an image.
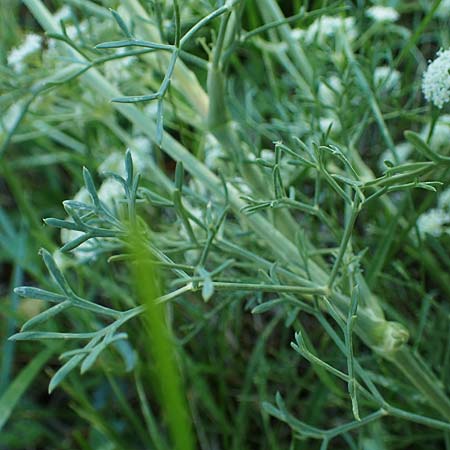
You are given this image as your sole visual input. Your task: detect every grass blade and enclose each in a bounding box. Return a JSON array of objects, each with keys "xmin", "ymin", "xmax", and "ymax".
[{"xmin": 0, "ymin": 347, "xmax": 55, "ymax": 431}]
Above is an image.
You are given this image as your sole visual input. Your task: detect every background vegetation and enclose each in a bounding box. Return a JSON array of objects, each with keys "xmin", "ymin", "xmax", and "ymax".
[{"xmin": 1, "ymin": 1, "xmax": 450, "ymax": 449}]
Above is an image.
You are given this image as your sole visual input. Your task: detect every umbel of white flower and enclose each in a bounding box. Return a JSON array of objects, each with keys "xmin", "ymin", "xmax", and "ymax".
[
  {"xmin": 366, "ymin": 6, "xmax": 399, "ymax": 23},
  {"xmin": 416, "ymin": 208, "xmax": 450, "ymax": 238},
  {"xmin": 7, "ymin": 33, "xmax": 42, "ymax": 72},
  {"xmin": 422, "ymin": 49, "xmax": 450, "ymax": 109}
]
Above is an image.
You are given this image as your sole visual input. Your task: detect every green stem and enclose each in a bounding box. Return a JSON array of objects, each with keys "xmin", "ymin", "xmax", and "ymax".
[
  {"xmin": 123, "ymin": 0, "xmax": 209, "ymax": 117},
  {"xmin": 328, "ymin": 197, "xmax": 361, "ymax": 289},
  {"xmin": 257, "ymin": 0, "xmax": 313, "ymax": 91},
  {"xmin": 207, "ymin": 281, "xmax": 326, "ymax": 295}
]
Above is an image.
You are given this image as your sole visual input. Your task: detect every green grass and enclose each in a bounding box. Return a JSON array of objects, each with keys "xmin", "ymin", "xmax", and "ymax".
[{"xmin": 1, "ymin": 1, "xmax": 450, "ymax": 449}]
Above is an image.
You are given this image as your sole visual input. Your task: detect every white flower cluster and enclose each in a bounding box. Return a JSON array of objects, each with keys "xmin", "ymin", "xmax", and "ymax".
[
  {"xmin": 46, "ymin": 20, "xmax": 89, "ymax": 52},
  {"xmin": 65, "ymin": 22, "xmax": 89, "ymax": 41},
  {"xmin": 366, "ymin": 6, "xmax": 399, "ymax": 23},
  {"xmin": 60, "ymin": 180, "xmax": 126, "ymax": 262},
  {"xmin": 415, "ymin": 187, "xmax": 450, "ymax": 239},
  {"xmin": 1, "ymin": 103, "xmax": 22, "ymax": 133},
  {"xmin": 53, "ymin": 5, "xmax": 71, "ymax": 22},
  {"xmin": 421, "ymin": 114, "xmax": 450, "ymax": 149},
  {"xmin": 438, "ymin": 187, "xmax": 450, "ymax": 210},
  {"xmin": 293, "ymin": 16, "xmax": 357, "ymax": 45},
  {"xmin": 60, "ymin": 187, "xmax": 97, "ymax": 262},
  {"xmin": 378, "ymin": 142, "xmax": 413, "ymax": 171},
  {"xmin": 416, "ymin": 208, "xmax": 450, "ymax": 238},
  {"xmin": 317, "ymin": 75, "xmax": 343, "ymax": 134},
  {"xmin": 104, "ymin": 49, "xmax": 137, "ymax": 85},
  {"xmin": 319, "ymin": 116, "xmax": 341, "ymax": 134},
  {"xmin": 232, "ymin": 177, "xmax": 252, "ymax": 196},
  {"xmin": 7, "ymin": 33, "xmax": 42, "ymax": 72},
  {"xmin": 61, "ymin": 143, "xmax": 153, "ymax": 260},
  {"xmin": 435, "ymin": 0, "xmax": 450, "ymax": 18},
  {"xmin": 318, "ymin": 75, "xmax": 342, "ymax": 106},
  {"xmin": 374, "ymin": 66, "xmax": 401, "ymax": 93},
  {"xmin": 422, "ymin": 49, "xmax": 450, "ymax": 109},
  {"xmin": 379, "ymin": 114, "xmax": 450, "ymax": 171},
  {"xmin": 99, "ymin": 137, "xmax": 152, "ymax": 176},
  {"xmin": 204, "ymin": 133, "xmax": 224, "ymax": 169}
]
